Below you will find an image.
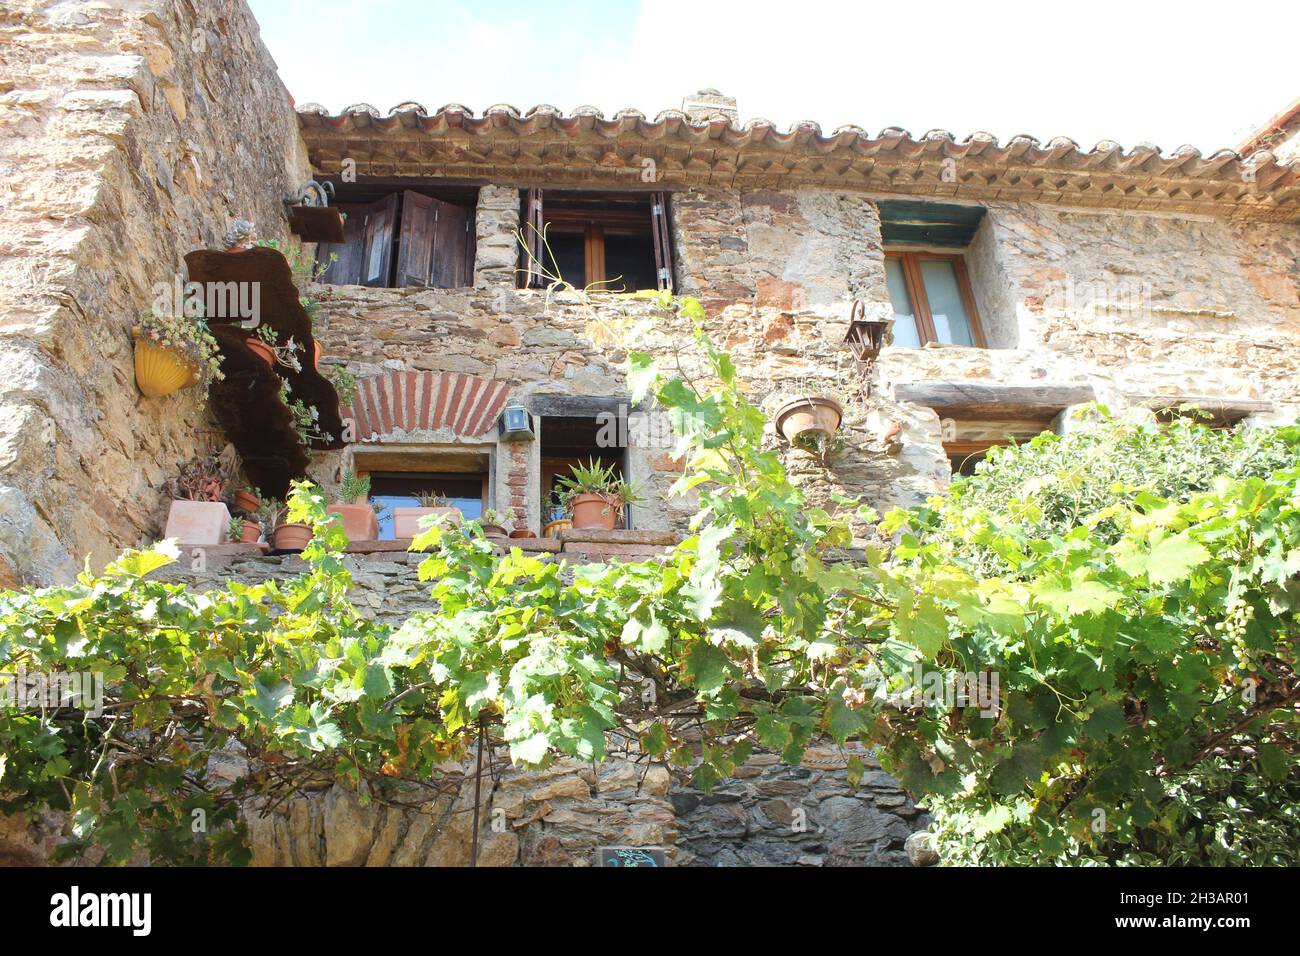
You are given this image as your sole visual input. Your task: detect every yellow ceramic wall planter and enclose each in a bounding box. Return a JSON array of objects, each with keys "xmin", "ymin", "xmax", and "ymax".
[{"xmin": 133, "ymin": 328, "xmax": 198, "ymax": 398}]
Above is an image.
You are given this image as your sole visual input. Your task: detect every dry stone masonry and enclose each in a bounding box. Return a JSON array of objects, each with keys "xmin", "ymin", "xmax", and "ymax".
[{"xmin": 1, "ymin": 0, "xmax": 1298, "ymax": 866}]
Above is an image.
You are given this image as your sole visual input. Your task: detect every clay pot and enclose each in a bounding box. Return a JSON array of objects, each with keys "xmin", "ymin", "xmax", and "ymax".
[
  {"xmin": 163, "ymin": 500, "xmax": 231, "ymax": 545},
  {"xmin": 542, "ymin": 519, "xmax": 571, "ymax": 539},
  {"xmin": 480, "ymin": 524, "xmax": 507, "ymax": 538},
  {"xmin": 509, "ymin": 529, "xmax": 536, "ymax": 539},
  {"xmin": 245, "ymin": 337, "xmax": 276, "ymax": 367},
  {"xmin": 232, "ymin": 490, "xmax": 261, "ymax": 514},
  {"xmin": 774, "ymin": 396, "xmax": 842, "ymax": 445},
  {"xmin": 272, "ymin": 523, "xmax": 313, "ymax": 552},
  {"xmin": 233, "ymin": 520, "xmax": 262, "ymax": 544},
  {"xmin": 570, "ymin": 492, "xmax": 618, "ymax": 531},
  {"xmin": 393, "ymin": 506, "xmax": 461, "ymax": 538},
  {"xmin": 133, "ymin": 329, "xmax": 198, "ymax": 398},
  {"xmin": 326, "ymin": 503, "xmax": 379, "ymax": 542}
]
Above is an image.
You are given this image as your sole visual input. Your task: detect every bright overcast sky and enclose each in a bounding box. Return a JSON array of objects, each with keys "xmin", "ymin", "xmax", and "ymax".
[{"xmin": 249, "ymin": 0, "xmax": 1299, "ymax": 155}]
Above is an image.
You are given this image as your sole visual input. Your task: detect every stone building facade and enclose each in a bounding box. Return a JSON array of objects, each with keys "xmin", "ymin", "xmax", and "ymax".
[{"xmin": 1, "ymin": 0, "xmax": 1298, "ymax": 866}]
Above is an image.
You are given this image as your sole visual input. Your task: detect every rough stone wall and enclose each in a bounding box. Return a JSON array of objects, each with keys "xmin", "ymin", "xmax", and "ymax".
[
  {"xmin": 136, "ymin": 551, "xmax": 927, "ymax": 867},
  {"xmin": 878, "ymin": 204, "xmax": 1300, "ymax": 423},
  {"xmin": 0, "ymin": 0, "xmax": 309, "ymax": 586}
]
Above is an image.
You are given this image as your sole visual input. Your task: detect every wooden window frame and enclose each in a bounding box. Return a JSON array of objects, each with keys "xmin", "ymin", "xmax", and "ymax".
[
  {"xmin": 522, "ymin": 189, "xmax": 673, "ymax": 292},
  {"xmin": 886, "ymin": 251, "xmax": 986, "ymax": 348}
]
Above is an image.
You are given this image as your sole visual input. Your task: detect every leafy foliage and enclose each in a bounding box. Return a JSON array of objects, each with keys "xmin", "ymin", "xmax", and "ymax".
[{"xmin": 1, "ymin": 293, "xmax": 1296, "ymax": 866}]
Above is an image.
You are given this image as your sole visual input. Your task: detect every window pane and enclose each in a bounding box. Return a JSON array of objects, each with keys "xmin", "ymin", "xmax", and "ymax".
[
  {"xmin": 884, "ymin": 258, "xmax": 921, "ymax": 348},
  {"xmin": 369, "ymin": 473, "xmax": 485, "ymax": 540},
  {"xmin": 919, "ymin": 260, "xmax": 974, "ymax": 346}
]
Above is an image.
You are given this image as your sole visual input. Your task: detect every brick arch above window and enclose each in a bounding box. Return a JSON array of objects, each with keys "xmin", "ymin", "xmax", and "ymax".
[{"xmin": 341, "ymin": 370, "xmax": 511, "ymax": 441}]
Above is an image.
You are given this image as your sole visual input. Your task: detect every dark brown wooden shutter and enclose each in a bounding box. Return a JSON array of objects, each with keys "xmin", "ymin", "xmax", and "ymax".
[
  {"xmin": 524, "ymin": 186, "xmax": 545, "ymax": 288},
  {"xmin": 360, "ymin": 194, "xmax": 398, "ymax": 287},
  {"xmin": 395, "ymin": 191, "xmax": 471, "ymax": 288},
  {"xmin": 317, "ymin": 204, "xmax": 367, "ymax": 285},
  {"xmin": 650, "ymin": 191, "xmax": 673, "ymax": 292}
]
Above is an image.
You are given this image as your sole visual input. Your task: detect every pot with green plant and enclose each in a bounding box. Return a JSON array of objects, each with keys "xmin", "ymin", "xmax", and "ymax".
[
  {"xmin": 392, "ymin": 491, "xmax": 461, "ymax": 539},
  {"xmin": 228, "ymin": 514, "xmax": 262, "ymax": 544},
  {"xmin": 232, "ymin": 485, "xmax": 261, "ymax": 515},
  {"xmin": 478, "ymin": 507, "xmax": 515, "ymax": 539},
  {"xmin": 774, "ymin": 394, "xmax": 842, "ymax": 447},
  {"xmin": 133, "ymin": 310, "xmax": 224, "ymax": 400},
  {"xmin": 325, "ymin": 471, "xmax": 378, "ymax": 542},
  {"xmin": 556, "ymin": 459, "xmax": 641, "ymax": 531},
  {"xmin": 260, "ymin": 498, "xmax": 312, "ymax": 552},
  {"xmin": 161, "ymin": 456, "xmax": 232, "ymax": 545}
]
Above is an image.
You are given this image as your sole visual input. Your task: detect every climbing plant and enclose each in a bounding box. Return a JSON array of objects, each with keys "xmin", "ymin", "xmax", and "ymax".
[{"xmin": 0, "ymin": 291, "xmax": 1296, "ymax": 865}]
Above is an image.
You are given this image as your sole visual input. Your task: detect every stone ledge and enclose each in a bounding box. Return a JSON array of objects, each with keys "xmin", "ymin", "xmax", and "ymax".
[{"xmin": 559, "ymin": 528, "xmax": 681, "ymax": 546}]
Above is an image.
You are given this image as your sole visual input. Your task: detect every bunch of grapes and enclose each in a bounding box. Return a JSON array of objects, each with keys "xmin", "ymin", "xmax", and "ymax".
[{"xmin": 1214, "ymin": 598, "xmax": 1257, "ymax": 673}]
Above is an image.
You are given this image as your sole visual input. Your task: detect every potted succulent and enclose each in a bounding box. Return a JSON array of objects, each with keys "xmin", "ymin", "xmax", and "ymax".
[
  {"xmin": 228, "ymin": 514, "xmax": 262, "ymax": 544},
  {"xmin": 161, "ymin": 456, "xmax": 231, "ymax": 545},
  {"xmin": 556, "ymin": 459, "xmax": 641, "ymax": 531},
  {"xmin": 326, "ymin": 471, "xmax": 379, "ymax": 542},
  {"xmin": 232, "ymin": 485, "xmax": 261, "ymax": 515},
  {"xmin": 246, "ymin": 324, "xmax": 318, "ymax": 371},
  {"xmin": 133, "ymin": 309, "xmax": 224, "ymax": 400},
  {"xmin": 260, "ymin": 498, "xmax": 312, "ymax": 553},
  {"xmin": 479, "ymin": 507, "xmax": 515, "ymax": 539},
  {"xmin": 774, "ymin": 394, "xmax": 843, "ymax": 448},
  {"xmin": 393, "ymin": 491, "xmax": 461, "ymax": 539},
  {"xmin": 224, "ymin": 219, "xmax": 258, "ymax": 253}
]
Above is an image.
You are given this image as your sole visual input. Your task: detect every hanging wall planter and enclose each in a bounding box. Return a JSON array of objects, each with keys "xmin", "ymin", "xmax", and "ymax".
[
  {"xmin": 775, "ymin": 396, "xmax": 842, "ymax": 445},
  {"xmin": 134, "ymin": 330, "xmax": 199, "ymax": 398}
]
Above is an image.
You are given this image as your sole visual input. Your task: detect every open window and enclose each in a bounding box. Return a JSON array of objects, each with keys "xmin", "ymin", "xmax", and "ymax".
[
  {"xmin": 352, "ymin": 447, "xmax": 491, "ymax": 540},
  {"xmin": 539, "ymin": 414, "xmax": 629, "ymax": 527},
  {"xmin": 316, "ymin": 181, "xmax": 476, "ymax": 289},
  {"xmin": 878, "ymin": 200, "xmax": 987, "ymax": 348},
  {"xmin": 521, "ymin": 189, "xmax": 673, "ymax": 292}
]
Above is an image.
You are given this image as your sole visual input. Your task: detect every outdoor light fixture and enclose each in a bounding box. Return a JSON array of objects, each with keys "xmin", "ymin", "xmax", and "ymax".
[
  {"xmin": 497, "ymin": 403, "xmax": 534, "ymax": 441},
  {"xmin": 844, "ymin": 299, "xmax": 892, "ymax": 364}
]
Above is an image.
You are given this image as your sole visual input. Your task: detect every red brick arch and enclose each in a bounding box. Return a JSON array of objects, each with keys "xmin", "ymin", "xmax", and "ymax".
[{"xmin": 341, "ymin": 371, "xmax": 511, "ymax": 442}]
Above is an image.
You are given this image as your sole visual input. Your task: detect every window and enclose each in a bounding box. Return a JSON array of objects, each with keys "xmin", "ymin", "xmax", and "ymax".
[
  {"xmin": 521, "ymin": 189, "xmax": 673, "ymax": 292},
  {"xmin": 316, "ymin": 182, "xmax": 477, "ymax": 288},
  {"xmin": 884, "ymin": 252, "xmax": 986, "ymax": 348},
  {"xmin": 945, "ymin": 440, "xmax": 1008, "ymax": 477},
  {"xmin": 539, "ymin": 414, "xmax": 629, "ymax": 527},
  {"xmin": 367, "ymin": 471, "xmax": 487, "ymax": 540}
]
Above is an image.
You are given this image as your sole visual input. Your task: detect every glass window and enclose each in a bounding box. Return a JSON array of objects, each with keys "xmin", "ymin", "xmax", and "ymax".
[
  {"xmin": 368, "ymin": 473, "xmax": 485, "ymax": 540},
  {"xmin": 884, "ymin": 258, "xmax": 921, "ymax": 348},
  {"xmin": 920, "ymin": 259, "xmax": 974, "ymax": 346},
  {"xmin": 883, "ymin": 252, "xmax": 984, "ymax": 348}
]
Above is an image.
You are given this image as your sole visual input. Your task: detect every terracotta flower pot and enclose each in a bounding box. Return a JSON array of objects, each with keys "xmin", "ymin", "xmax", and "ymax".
[
  {"xmin": 163, "ymin": 500, "xmax": 231, "ymax": 545},
  {"xmin": 509, "ymin": 529, "xmax": 536, "ymax": 539},
  {"xmin": 327, "ymin": 503, "xmax": 379, "ymax": 542},
  {"xmin": 775, "ymin": 396, "xmax": 842, "ymax": 445},
  {"xmin": 543, "ymin": 519, "xmax": 571, "ymax": 539},
  {"xmin": 272, "ymin": 523, "xmax": 313, "ymax": 552},
  {"xmin": 570, "ymin": 492, "xmax": 618, "ymax": 531},
  {"xmin": 313, "ymin": 340, "xmax": 322, "ymax": 368},
  {"xmin": 393, "ymin": 506, "xmax": 461, "ymax": 538},
  {"xmin": 233, "ymin": 520, "xmax": 262, "ymax": 543},
  {"xmin": 134, "ymin": 329, "xmax": 198, "ymax": 398},
  {"xmin": 245, "ymin": 337, "xmax": 276, "ymax": 368},
  {"xmin": 232, "ymin": 490, "xmax": 261, "ymax": 514},
  {"xmin": 481, "ymin": 524, "xmax": 507, "ymax": 538}
]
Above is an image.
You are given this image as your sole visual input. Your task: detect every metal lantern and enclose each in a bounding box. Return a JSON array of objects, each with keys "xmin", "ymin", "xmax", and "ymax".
[
  {"xmin": 845, "ymin": 299, "xmax": 892, "ymax": 363},
  {"xmin": 497, "ymin": 403, "xmax": 534, "ymax": 441}
]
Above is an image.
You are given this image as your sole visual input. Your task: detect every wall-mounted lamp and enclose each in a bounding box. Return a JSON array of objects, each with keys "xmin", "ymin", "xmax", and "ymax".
[
  {"xmin": 497, "ymin": 403, "xmax": 535, "ymax": 441},
  {"xmin": 844, "ymin": 299, "xmax": 892, "ymax": 363}
]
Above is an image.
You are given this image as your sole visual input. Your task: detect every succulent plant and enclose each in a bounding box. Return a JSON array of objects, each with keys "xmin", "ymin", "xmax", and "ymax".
[{"xmin": 223, "ymin": 219, "xmax": 258, "ymax": 250}]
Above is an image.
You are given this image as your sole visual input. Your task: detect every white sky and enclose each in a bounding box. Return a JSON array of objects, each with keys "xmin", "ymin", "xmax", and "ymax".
[{"xmin": 250, "ymin": 0, "xmax": 1300, "ymax": 155}]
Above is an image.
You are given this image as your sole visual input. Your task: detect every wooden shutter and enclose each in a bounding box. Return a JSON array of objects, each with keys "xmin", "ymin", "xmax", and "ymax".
[
  {"xmin": 317, "ymin": 204, "xmax": 367, "ymax": 285},
  {"xmin": 360, "ymin": 194, "xmax": 398, "ymax": 287},
  {"xmin": 524, "ymin": 186, "xmax": 545, "ymax": 288},
  {"xmin": 395, "ymin": 191, "xmax": 471, "ymax": 288},
  {"xmin": 650, "ymin": 191, "xmax": 673, "ymax": 292}
]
